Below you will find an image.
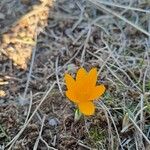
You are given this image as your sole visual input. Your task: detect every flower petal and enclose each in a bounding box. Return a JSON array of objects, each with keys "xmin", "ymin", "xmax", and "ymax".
[
  {"xmin": 75, "ymin": 68, "xmax": 88, "ymax": 97},
  {"xmin": 90, "ymin": 84, "xmax": 106, "ymax": 100},
  {"xmin": 76, "ymin": 67, "xmax": 87, "ymax": 83},
  {"xmin": 78, "ymin": 102, "xmax": 95, "ymax": 115},
  {"xmin": 64, "ymin": 73, "xmax": 76, "ymax": 90},
  {"xmin": 87, "ymin": 68, "xmax": 97, "ymax": 87},
  {"xmin": 66, "ymin": 91, "xmax": 78, "ymax": 103}
]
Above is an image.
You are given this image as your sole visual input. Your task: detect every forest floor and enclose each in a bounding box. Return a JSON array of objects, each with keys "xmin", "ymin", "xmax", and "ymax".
[{"xmin": 0, "ymin": 0, "xmax": 150, "ymax": 149}]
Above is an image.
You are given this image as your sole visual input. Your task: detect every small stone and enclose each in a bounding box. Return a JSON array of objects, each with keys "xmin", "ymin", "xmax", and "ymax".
[{"xmin": 48, "ymin": 118, "xmax": 60, "ymax": 126}]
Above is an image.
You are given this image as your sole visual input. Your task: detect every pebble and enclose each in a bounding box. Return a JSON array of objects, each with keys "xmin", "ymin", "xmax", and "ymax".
[{"xmin": 48, "ymin": 118, "xmax": 60, "ymax": 126}]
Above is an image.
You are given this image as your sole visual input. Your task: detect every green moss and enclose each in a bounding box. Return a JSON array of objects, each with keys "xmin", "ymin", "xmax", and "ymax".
[
  {"xmin": 89, "ymin": 126, "xmax": 106, "ymax": 142},
  {"xmin": 145, "ymin": 80, "xmax": 150, "ymax": 91},
  {"xmin": 145, "ymin": 100, "xmax": 150, "ymax": 113},
  {"xmin": 103, "ymin": 92, "xmax": 114, "ymax": 105}
]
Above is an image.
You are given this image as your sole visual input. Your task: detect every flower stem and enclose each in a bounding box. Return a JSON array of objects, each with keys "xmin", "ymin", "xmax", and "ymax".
[{"xmin": 74, "ymin": 108, "xmax": 82, "ymax": 122}]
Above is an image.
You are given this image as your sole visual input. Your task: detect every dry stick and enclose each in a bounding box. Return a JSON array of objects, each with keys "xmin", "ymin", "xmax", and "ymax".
[
  {"xmin": 40, "ymin": 137, "xmax": 58, "ymax": 150},
  {"xmin": 98, "ymin": 47, "xmax": 113, "ymax": 73},
  {"xmin": 143, "ymin": 40, "xmax": 150, "ymax": 96},
  {"xmin": 55, "ymin": 56, "xmax": 64, "ymax": 96},
  {"xmin": 143, "ymin": 50, "xmax": 149, "ymax": 93},
  {"xmin": 134, "ymin": 137, "xmax": 139, "ymax": 150},
  {"xmin": 72, "ymin": 1, "xmax": 84, "ymax": 31},
  {"xmin": 46, "ymin": 44, "xmax": 83, "ymax": 79},
  {"xmin": 81, "ymin": 26, "xmax": 92, "ymax": 64},
  {"xmin": 95, "ymin": 39, "xmax": 115, "ymax": 150},
  {"xmin": 23, "ymin": 19, "xmax": 38, "ymax": 99},
  {"xmin": 77, "ymin": 142, "xmax": 91, "ymax": 150},
  {"xmin": 6, "ymin": 82, "xmax": 56, "ymax": 150},
  {"xmin": 139, "ymin": 94, "xmax": 144, "ymax": 148},
  {"xmin": 106, "ymin": 62, "xmax": 141, "ymax": 90},
  {"xmin": 6, "ymin": 18, "xmax": 38, "ymax": 148},
  {"xmin": 108, "ymin": 19, "xmax": 126, "ymax": 54},
  {"xmin": 147, "ymin": 128, "xmax": 150, "ymax": 139},
  {"xmin": 74, "ymin": 15, "xmax": 111, "ymax": 44},
  {"xmin": 129, "ymin": 116, "xmax": 150, "ymax": 144},
  {"xmin": 0, "ymin": 2, "xmax": 49, "ymax": 34},
  {"xmin": 93, "ymin": 0, "xmax": 150, "ymax": 13},
  {"xmin": 94, "ymin": 22, "xmax": 110, "ymax": 35},
  {"xmin": 134, "ymin": 106, "xmax": 147, "ymax": 121},
  {"xmin": 100, "ymin": 102, "xmax": 124, "ymax": 150},
  {"xmin": 141, "ymin": 46, "xmax": 149, "ymax": 132},
  {"xmin": 101, "ymin": 39, "xmax": 142, "ymax": 92},
  {"xmin": 87, "ymin": 0, "xmax": 150, "ymax": 37},
  {"xmin": 87, "ymin": 50, "xmax": 128, "ymax": 87},
  {"xmin": 97, "ymin": 104, "xmax": 114, "ymax": 149},
  {"xmin": 73, "ymin": 28, "xmax": 87, "ymax": 45},
  {"xmin": 25, "ymin": 91, "xmax": 33, "ymax": 124},
  {"xmin": 93, "ymin": 47, "xmax": 146, "ymax": 63},
  {"xmin": 148, "ymin": 13, "xmax": 150, "ymax": 43},
  {"xmin": 138, "ymin": 42, "xmax": 150, "ymax": 146},
  {"xmin": 88, "ymin": 43, "xmax": 142, "ymax": 92},
  {"xmin": 33, "ymin": 115, "xmax": 46, "ymax": 150},
  {"xmin": 51, "ymin": 135, "xmax": 57, "ymax": 147}
]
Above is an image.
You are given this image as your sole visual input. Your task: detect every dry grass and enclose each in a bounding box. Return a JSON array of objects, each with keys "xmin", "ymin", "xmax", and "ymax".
[{"xmin": 0, "ymin": 0, "xmax": 150, "ymax": 149}]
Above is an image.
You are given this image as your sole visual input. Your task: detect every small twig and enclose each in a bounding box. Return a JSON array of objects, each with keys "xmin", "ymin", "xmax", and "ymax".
[
  {"xmin": 25, "ymin": 91, "xmax": 33, "ymax": 124},
  {"xmin": 140, "ymin": 94, "xmax": 144, "ymax": 129},
  {"xmin": 139, "ymin": 94, "xmax": 144, "ymax": 147},
  {"xmin": 23, "ymin": 18, "xmax": 38, "ymax": 99},
  {"xmin": 87, "ymin": 50, "xmax": 128, "ymax": 87},
  {"xmin": 97, "ymin": 103, "xmax": 114, "ymax": 149},
  {"xmin": 134, "ymin": 106, "xmax": 147, "ymax": 121},
  {"xmin": 93, "ymin": 0, "xmax": 150, "ymax": 13},
  {"xmin": 77, "ymin": 141, "xmax": 92, "ymax": 150},
  {"xmin": 46, "ymin": 44, "xmax": 83, "ymax": 79},
  {"xmin": 73, "ymin": 28, "xmax": 87, "ymax": 45},
  {"xmin": 0, "ymin": 2, "xmax": 49, "ymax": 34},
  {"xmin": 99, "ymin": 102, "xmax": 124, "ymax": 150},
  {"xmin": 72, "ymin": 1, "xmax": 84, "ymax": 31},
  {"xmin": 143, "ymin": 49, "xmax": 149, "ymax": 93},
  {"xmin": 33, "ymin": 115, "xmax": 46, "ymax": 150},
  {"xmin": 81, "ymin": 26, "xmax": 92, "ymax": 64},
  {"xmin": 40, "ymin": 137, "xmax": 58, "ymax": 150},
  {"xmin": 6, "ymin": 82, "xmax": 56, "ymax": 149},
  {"xmin": 55, "ymin": 56, "xmax": 64, "ymax": 96},
  {"xmin": 88, "ymin": 0, "xmax": 150, "ymax": 37},
  {"xmin": 129, "ymin": 116, "xmax": 150, "ymax": 145},
  {"xmin": 101, "ymin": 38, "xmax": 142, "ymax": 92}
]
